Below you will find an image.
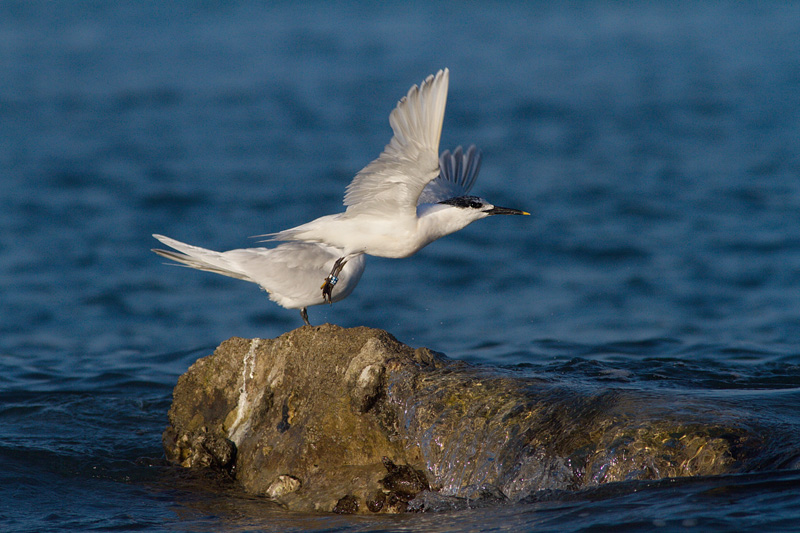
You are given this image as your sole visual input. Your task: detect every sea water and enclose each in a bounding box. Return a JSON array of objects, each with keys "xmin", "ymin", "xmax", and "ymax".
[{"xmin": 2, "ymin": 2, "xmax": 800, "ymax": 531}]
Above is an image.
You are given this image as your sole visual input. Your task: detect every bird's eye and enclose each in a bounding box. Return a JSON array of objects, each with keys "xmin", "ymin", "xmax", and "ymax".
[{"xmin": 469, "ymin": 201, "xmax": 482, "ymax": 209}]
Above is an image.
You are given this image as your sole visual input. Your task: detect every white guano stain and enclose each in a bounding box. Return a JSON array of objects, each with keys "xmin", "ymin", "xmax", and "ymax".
[{"xmin": 228, "ymin": 338, "xmax": 261, "ymax": 445}]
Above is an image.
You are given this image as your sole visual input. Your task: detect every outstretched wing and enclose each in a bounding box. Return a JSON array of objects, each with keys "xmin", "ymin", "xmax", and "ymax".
[
  {"xmin": 417, "ymin": 145, "xmax": 482, "ymax": 205},
  {"xmin": 342, "ymin": 69, "xmax": 449, "ymax": 217}
]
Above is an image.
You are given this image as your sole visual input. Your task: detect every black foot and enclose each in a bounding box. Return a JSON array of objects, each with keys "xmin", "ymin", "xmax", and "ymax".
[{"xmin": 300, "ymin": 307, "xmax": 311, "ymax": 326}]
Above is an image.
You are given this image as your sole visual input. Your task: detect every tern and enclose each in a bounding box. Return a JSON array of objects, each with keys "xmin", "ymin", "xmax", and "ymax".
[
  {"xmin": 153, "ymin": 145, "xmax": 486, "ymax": 325},
  {"xmin": 263, "ymin": 69, "xmax": 528, "ymax": 302}
]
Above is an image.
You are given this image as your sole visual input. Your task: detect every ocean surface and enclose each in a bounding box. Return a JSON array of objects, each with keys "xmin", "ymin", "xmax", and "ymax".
[{"xmin": 2, "ymin": 1, "xmax": 800, "ymax": 531}]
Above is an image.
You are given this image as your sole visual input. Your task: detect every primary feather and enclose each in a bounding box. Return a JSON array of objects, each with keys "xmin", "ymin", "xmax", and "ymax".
[{"xmin": 418, "ymin": 145, "xmax": 482, "ymax": 204}]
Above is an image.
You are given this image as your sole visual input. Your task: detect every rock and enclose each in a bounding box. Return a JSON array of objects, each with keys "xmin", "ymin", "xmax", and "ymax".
[
  {"xmin": 163, "ymin": 325, "xmax": 770, "ymax": 513},
  {"xmin": 365, "ymin": 490, "xmax": 386, "ymax": 512},
  {"xmin": 377, "ymin": 457, "xmax": 431, "ymax": 512},
  {"xmin": 164, "ymin": 326, "xmax": 434, "ymax": 513},
  {"xmin": 265, "ymin": 475, "xmax": 301, "ymax": 499},
  {"xmin": 381, "ymin": 457, "xmax": 429, "ymax": 497},
  {"xmin": 332, "ymin": 494, "xmax": 359, "ymax": 514}
]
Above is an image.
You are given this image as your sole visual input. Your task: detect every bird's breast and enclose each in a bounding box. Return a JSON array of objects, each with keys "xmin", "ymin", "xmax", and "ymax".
[{"xmin": 334, "ymin": 216, "xmax": 423, "ymax": 258}]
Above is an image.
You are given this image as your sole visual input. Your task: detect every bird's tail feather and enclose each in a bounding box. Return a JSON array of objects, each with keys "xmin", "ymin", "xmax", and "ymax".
[{"xmin": 152, "ymin": 234, "xmax": 252, "ymax": 282}]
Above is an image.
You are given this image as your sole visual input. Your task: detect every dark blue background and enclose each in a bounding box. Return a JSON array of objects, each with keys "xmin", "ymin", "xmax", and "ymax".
[{"xmin": 2, "ymin": 2, "xmax": 800, "ymax": 531}]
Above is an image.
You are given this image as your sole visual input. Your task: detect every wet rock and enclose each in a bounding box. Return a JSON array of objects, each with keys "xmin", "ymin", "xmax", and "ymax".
[
  {"xmin": 332, "ymin": 494, "xmax": 359, "ymax": 514},
  {"xmin": 372, "ymin": 457, "xmax": 432, "ymax": 512},
  {"xmin": 164, "ymin": 325, "xmax": 773, "ymax": 513},
  {"xmin": 407, "ymin": 486, "xmax": 507, "ymax": 513},
  {"xmin": 366, "ymin": 490, "xmax": 386, "ymax": 512},
  {"xmin": 162, "ymin": 426, "xmax": 235, "ymax": 471},
  {"xmin": 381, "ymin": 457, "xmax": 430, "ymax": 497}
]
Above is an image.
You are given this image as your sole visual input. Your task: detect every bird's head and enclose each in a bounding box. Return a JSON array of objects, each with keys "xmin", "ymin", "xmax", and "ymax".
[
  {"xmin": 438, "ymin": 195, "xmax": 530, "ymax": 221},
  {"xmin": 416, "ymin": 195, "xmax": 529, "ymax": 246}
]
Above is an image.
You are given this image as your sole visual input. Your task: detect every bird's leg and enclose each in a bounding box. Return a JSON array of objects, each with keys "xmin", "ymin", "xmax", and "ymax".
[
  {"xmin": 321, "ymin": 257, "xmax": 348, "ymax": 304},
  {"xmin": 300, "ymin": 307, "xmax": 311, "ymax": 326}
]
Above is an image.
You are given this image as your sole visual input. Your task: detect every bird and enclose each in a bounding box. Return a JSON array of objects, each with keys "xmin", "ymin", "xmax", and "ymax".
[
  {"xmin": 261, "ymin": 68, "xmax": 528, "ymax": 302},
  {"xmin": 152, "ymin": 144, "xmax": 486, "ymax": 326}
]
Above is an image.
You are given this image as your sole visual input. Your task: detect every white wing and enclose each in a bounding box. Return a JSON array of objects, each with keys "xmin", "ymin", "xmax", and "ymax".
[
  {"xmin": 417, "ymin": 145, "xmax": 482, "ymax": 204},
  {"xmin": 343, "ymin": 69, "xmax": 449, "ymax": 217}
]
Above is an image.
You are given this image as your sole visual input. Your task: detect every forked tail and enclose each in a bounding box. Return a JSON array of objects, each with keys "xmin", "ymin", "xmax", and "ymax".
[{"xmin": 152, "ymin": 234, "xmax": 251, "ymax": 282}]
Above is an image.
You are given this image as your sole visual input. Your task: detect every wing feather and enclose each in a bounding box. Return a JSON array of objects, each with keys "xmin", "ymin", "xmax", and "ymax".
[
  {"xmin": 417, "ymin": 145, "xmax": 482, "ymax": 204},
  {"xmin": 343, "ymin": 69, "xmax": 449, "ymax": 216}
]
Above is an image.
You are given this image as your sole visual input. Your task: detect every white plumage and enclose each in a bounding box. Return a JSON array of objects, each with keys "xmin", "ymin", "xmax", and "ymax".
[
  {"xmin": 153, "ymin": 145, "xmax": 488, "ymax": 325},
  {"xmin": 262, "ymin": 69, "xmax": 527, "ymax": 302},
  {"xmin": 153, "ymin": 238, "xmax": 365, "ymax": 325},
  {"xmin": 153, "ymin": 69, "xmax": 527, "ymax": 323}
]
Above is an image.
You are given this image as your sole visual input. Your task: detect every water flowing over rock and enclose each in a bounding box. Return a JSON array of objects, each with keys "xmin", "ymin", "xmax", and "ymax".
[{"xmin": 163, "ymin": 325, "xmax": 770, "ymax": 513}]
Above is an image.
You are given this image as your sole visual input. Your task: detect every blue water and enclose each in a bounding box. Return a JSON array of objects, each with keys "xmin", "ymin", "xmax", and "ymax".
[{"xmin": 2, "ymin": 1, "xmax": 800, "ymax": 531}]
